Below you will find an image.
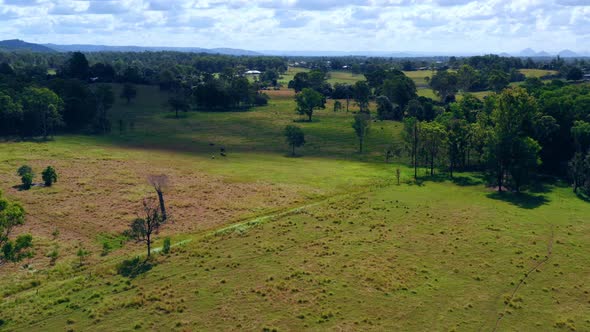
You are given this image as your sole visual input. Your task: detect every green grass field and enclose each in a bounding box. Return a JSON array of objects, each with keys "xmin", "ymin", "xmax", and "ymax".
[
  {"xmin": 519, "ymin": 69, "xmax": 559, "ymax": 78},
  {"xmin": 1, "ymin": 84, "xmax": 589, "ymax": 331},
  {"xmin": 327, "ymin": 70, "xmax": 365, "ymax": 85}
]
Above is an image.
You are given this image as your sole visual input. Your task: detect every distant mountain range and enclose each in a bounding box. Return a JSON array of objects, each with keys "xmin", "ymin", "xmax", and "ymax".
[
  {"xmin": 513, "ymin": 48, "xmax": 587, "ymax": 58},
  {"xmin": 0, "ymin": 39, "xmax": 261, "ymax": 56},
  {"xmin": 43, "ymin": 43, "xmax": 262, "ymax": 56},
  {"xmin": 0, "ymin": 39, "xmax": 589, "ymax": 58},
  {"xmin": 0, "ymin": 39, "xmax": 57, "ymax": 53}
]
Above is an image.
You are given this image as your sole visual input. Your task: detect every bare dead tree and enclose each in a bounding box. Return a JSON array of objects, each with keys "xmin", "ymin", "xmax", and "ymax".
[
  {"xmin": 147, "ymin": 174, "xmax": 169, "ymax": 222},
  {"xmin": 128, "ymin": 197, "xmax": 165, "ymax": 258}
]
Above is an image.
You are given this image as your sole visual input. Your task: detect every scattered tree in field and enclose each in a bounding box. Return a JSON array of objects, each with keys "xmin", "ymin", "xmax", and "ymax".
[
  {"xmin": 488, "ymin": 70, "xmax": 510, "ymax": 93},
  {"xmin": 571, "ymin": 121, "xmax": 590, "ymax": 153},
  {"xmin": 353, "ymin": 81, "xmax": 371, "ymax": 113},
  {"xmin": 20, "ymin": 87, "xmax": 64, "ymax": 139},
  {"xmin": 127, "ymin": 197, "xmax": 166, "ymax": 258},
  {"xmin": 443, "ymin": 118, "xmax": 469, "ymax": 178},
  {"xmin": 403, "ymin": 117, "xmax": 420, "ymax": 180},
  {"xmin": 381, "ymin": 75, "xmax": 417, "ymax": 110},
  {"xmin": 376, "ymin": 95, "xmax": 398, "ymax": 120},
  {"xmin": 331, "ymin": 83, "xmax": 354, "ymax": 112},
  {"xmin": 288, "ymin": 72, "xmax": 309, "ymax": 93},
  {"xmin": 284, "ymin": 125, "xmax": 305, "ymax": 156},
  {"xmin": 120, "ymin": 83, "xmax": 137, "ymax": 104},
  {"xmin": 66, "ymin": 52, "xmax": 89, "ymax": 80},
  {"xmin": 295, "ymin": 88, "xmax": 325, "ymax": 122},
  {"xmin": 0, "ymin": 92, "xmax": 22, "ymax": 137},
  {"xmin": 457, "ymin": 64, "xmax": 479, "ymax": 92},
  {"xmin": 168, "ymin": 94, "xmax": 190, "ymax": 119},
  {"xmin": 429, "ymin": 70, "xmax": 459, "ymax": 103},
  {"xmin": 333, "ymin": 100, "xmax": 342, "ymax": 112},
  {"xmin": 420, "ymin": 122, "xmax": 448, "ymax": 176},
  {"xmin": 288, "ymin": 70, "xmax": 331, "ymax": 95},
  {"xmin": 93, "ymin": 84, "xmax": 115, "ymax": 134},
  {"xmin": 17, "ymin": 165, "xmax": 34, "ymax": 190},
  {"xmin": 485, "ymin": 87, "xmax": 540, "ymax": 192},
  {"xmin": 570, "ymin": 153, "xmax": 587, "ymax": 193},
  {"xmin": 405, "ymin": 99, "xmax": 424, "ymax": 119},
  {"xmin": 42, "ymin": 166, "xmax": 58, "ymax": 187},
  {"xmin": 0, "ymin": 191, "xmax": 28, "ymax": 264},
  {"xmin": 395, "ymin": 168, "xmax": 401, "ymax": 185},
  {"xmin": 148, "ymin": 175, "xmax": 169, "ymax": 222},
  {"xmin": 352, "ymin": 113, "xmax": 371, "ymax": 153}
]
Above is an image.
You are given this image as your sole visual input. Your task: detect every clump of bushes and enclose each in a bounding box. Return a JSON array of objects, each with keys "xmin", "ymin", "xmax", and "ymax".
[{"xmin": 16, "ymin": 165, "xmax": 59, "ymax": 189}]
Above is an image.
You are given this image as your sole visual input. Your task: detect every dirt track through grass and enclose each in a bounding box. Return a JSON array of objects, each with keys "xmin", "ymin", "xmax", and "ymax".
[{"xmin": 491, "ymin": 226, "xmax": 555, "ymax": 332}]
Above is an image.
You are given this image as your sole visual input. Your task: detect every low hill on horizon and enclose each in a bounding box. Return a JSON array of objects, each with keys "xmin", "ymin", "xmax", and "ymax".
[{"xmin": 0, "ymin": 39, "xmax": 56, "ymax": 53}]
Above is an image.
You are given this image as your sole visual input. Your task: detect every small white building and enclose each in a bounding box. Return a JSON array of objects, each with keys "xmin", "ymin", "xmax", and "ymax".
[{"xmin": 245, "ymin": 70, "xmax": 261, "ymax": 75}]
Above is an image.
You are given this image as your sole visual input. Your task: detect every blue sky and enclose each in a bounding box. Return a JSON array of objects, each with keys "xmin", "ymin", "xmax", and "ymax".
[{"xmin": 0, "ymin": 0, "xmax": 588, "ymax": 53}]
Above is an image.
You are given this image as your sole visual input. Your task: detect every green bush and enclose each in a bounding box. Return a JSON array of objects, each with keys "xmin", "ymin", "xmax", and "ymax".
[
  {"xmin": 101, "ymin": 242, "xmax": 111, "ymax": 256},
  {"xmin": 117, "ymin": 257, "xmax": 152, "ymax": 278},
  {"xmin": 17, "ymin": 165, "xmax": 34, "ymax": 190},
  {"xmin": 41, "ymin": 166, "xmax": 58, "ymax": 187},
  {"xmin": 162, "ymin": 237, "xmax": 171, "ymax": 255},
  {"xmin": 17, "ymin": 165, "xmax": 33, "ymax": 177},
  {"xmin": 21, "ymin": 173, "xmax": 34, "ymax": 190}
]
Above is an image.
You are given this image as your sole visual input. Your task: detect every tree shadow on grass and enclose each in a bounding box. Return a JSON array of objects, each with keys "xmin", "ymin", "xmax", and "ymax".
[
  {"xmin": 487, "ymin": 191, "xmax": 550, "ymax": 209},
  {"xmin": 419, "ymin": 173, "xmax": 485, "ymax": 187},
  {"xmin": 451, "ymin": 175, "xmax": 486, "ymax": 187},
  {"xmin": 117, "ymin": 257, "xmax": 153, "ymax": 278},
  {"xmin": 575, "ymin": 192, "xmax": 590, "ymax": 203}
]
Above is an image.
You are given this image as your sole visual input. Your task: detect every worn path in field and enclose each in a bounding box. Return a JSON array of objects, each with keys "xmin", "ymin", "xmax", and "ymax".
[{"xmin": 487, "ymin": 224, "xmax": 555, "ymax": 332}]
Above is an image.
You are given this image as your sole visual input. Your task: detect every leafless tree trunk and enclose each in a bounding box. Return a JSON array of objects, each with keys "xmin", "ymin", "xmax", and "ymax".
[{"xmin": 148, "ymin": 174, "xmax": 169, "ymax": 222}]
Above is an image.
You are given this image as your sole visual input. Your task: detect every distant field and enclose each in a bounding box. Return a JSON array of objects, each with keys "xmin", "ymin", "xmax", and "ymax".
[
  {"xmin": 403, "ymin": 70, "xmax": 435, "ymax": 88},
  {"xmin": 278, "ymin": 67, "xmax": 309, "ymax": 86},
  {"xmin": 519, "ymin": 69, "xmax": 559, "ymax": 78},
  {"xmin": 327, "ymin": 70, "xmax": 365, "ymax": 85},
  {"xmin": 279, "ymin": 67, "xmax": 365, "ymax": 87}
]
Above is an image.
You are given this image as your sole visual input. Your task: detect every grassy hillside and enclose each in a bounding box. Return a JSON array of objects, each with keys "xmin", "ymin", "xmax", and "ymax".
[{"xmin": 1, "ymin": 83, "xmax": 589, "ymax": 331}]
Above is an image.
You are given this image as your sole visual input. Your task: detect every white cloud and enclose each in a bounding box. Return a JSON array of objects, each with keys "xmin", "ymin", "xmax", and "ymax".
[{"xmin": 0, "ymin": 0, "xmax": 587, "ymax": 53}]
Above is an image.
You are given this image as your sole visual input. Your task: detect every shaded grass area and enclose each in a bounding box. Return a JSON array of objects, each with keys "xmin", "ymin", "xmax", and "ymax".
[
  {"xmin": 487, "ymin": 191, "xmax": 550, "ymax": 209},
  {"xmin": 103, "ymin": 84, "xmax": 403, "ymax": 163}
]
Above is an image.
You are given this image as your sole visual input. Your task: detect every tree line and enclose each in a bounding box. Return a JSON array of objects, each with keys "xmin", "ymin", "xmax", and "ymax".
[
  {"xmin": 399, "ymin": 82, "xmax": 590, "ymax": 194},
  {"xmin": 288, "ymin": 62, "xmax": 589, "ymax": 195}
]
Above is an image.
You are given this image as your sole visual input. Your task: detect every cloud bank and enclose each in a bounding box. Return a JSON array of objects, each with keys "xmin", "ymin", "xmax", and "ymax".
[{"xmin": 0, "ymin": 0, "xmax": 588, "ymax": 53}]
